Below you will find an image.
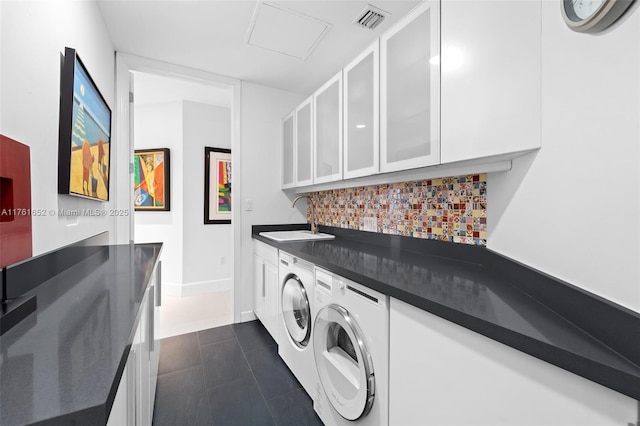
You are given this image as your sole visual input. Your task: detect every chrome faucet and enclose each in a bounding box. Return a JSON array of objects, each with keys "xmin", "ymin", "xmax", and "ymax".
[{"xmin": 292, "ymin": 195, "xmax": 318, "ymax": 234}]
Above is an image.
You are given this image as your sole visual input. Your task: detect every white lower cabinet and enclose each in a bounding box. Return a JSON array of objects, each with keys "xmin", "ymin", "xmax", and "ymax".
[
  {"xmin": 253, "ymin": 253, "xmax": 266, "ymax": 322},
  {"xmin": 389, "ymin": 298, "xmax": 635, "ymax": 426},
  {"xmin": 107, "ymin": 359, "xmax": 131, "ymax": 426},
  {"xmin": 253, "ymin": 240, "xmax": 279, "ymax": 342},
  {"xmin": 107, "ymin": 269, "xmax": 160, "ymax": 426}
]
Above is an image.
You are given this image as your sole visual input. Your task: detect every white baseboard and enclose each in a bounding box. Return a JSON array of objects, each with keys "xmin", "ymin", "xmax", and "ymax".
[
  {"xmin": 162, "ymin": 278, "xmax": 232, "ymax": 297},
  {"xmin": 240, "ymin": 310, "xmax": 257, "ymax": 323},
  {"xmin": 162, "ymin": 282, "xmax": 182, "ymax": 297}
]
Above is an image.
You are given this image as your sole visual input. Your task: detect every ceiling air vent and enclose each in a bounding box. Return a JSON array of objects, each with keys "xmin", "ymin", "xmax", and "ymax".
[{"xmin": 353, "ymin": 5, "xmax": 389, "ymax": 30}]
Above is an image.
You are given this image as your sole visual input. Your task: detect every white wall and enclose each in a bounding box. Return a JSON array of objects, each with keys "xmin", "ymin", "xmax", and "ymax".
[
  {"xmin": 488, "ymin": 3, "xmax": 640, "ymax": 312},
  {"xmin": 182, "ymin": 102, "xmax": 232, "ymax": 293},
  {"xmin": 134, "ymin": 102, "xmax": 184, "ymax": 285},
  {"xmin": 134, "ymin": 97, "xmax": 233, "ymax": 295},
  {"xmin": 0, "ymin": 0, "xmax": 119, "ymax": 254},
  {"xmin": 238, "ymin": 82, "xmax": 306, "ymax": 320}
]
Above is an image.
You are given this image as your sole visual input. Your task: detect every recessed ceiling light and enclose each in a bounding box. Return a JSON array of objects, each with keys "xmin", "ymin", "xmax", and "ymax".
[{"xmin": 356, "ymin": 124, "xmax": 367, "ymax": 129}]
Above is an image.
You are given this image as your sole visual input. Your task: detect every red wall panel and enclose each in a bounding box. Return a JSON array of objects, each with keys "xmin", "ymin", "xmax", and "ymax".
[{"xmin": 0, "ymin": 134, "xmax": 32, "ymax": 268}]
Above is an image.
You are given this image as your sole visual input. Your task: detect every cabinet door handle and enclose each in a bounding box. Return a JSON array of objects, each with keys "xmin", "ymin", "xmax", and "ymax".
[
  {"xmin": 262, "ymin": 263, "xmax": 266, "ymax": 298},
  {"xmin": 156, "ymin": 261, "xmax": 162, "ymax": 307},
  {"xmin": 149, "ymin": 288, "xmax": 155, "ymax": 353}
]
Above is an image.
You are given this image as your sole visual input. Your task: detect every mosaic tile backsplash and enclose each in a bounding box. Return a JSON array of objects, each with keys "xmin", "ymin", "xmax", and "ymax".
[{"xmin": 308, "ymin": 174, "xmax": 487, "ymax": 246}]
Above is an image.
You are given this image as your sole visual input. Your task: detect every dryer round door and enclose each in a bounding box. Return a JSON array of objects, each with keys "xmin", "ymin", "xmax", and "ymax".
[
  {"xmin": 313, "ymin": 304, "xmax": 374, "ymax": 421},
  {"xmin": 281, "ymin": 275, "xmax": 311, "ymax": 348}
]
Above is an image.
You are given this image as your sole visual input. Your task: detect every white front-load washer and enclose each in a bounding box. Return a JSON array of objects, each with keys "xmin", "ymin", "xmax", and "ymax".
[
  {"xmin": 312, "ymin": 268, "xmax": 390, "ymax": 426},
  {"xmin": 278, "ymin": 251, "xmax": 316, "ymax": 396}
]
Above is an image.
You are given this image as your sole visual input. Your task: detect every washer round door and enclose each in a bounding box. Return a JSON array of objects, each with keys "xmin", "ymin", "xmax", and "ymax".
[
  {"xmin": 313, "ymin": 304, "xmax": 375, "ymax": 421},
  {"xmin": 281, "ymin": 275, "xmax": 311, "ymax": 348}
]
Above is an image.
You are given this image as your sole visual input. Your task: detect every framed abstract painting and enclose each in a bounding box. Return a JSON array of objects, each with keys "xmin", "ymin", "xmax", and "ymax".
[
  {"xmin": 134, "ymin": 148, "xmax": 170, "ymax": 211},
  {"xmin": 204, "ymin": 147, "xmax": 231, "ymax": 224}
]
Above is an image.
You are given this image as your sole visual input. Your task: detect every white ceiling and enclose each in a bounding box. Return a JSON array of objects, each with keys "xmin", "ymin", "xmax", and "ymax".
[
  {"xmin": 97, "ymin": 0, "xmax": 421, "ymax": 95},
  {"xmin": 133, "ymin": 71, "xmax": 232, "ymax": 108}
]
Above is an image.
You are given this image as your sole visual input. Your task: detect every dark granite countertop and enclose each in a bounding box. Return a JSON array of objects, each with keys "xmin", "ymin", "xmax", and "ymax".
[
  {"xmin": 253, "ymin": 224, "xmax": 640, "ymax": 402},
  {"xmin": 0, "ymin": 243, "xmax": 162, "ymax": 426}
]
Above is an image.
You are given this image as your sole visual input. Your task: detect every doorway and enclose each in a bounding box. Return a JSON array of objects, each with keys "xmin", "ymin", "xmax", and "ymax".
[{"xmin": 115, "ymin": 54, "xmax": 242, "ymax": 337}]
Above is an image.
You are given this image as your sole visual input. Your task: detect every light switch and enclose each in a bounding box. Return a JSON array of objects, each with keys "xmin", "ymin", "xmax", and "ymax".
[
  {"xmin": 245, "ymin": 199, "xmax": 254, "ymax": 211},
  {"xmin": 363, "ymin": 217, "xmax": 377, "ymax": 232}
]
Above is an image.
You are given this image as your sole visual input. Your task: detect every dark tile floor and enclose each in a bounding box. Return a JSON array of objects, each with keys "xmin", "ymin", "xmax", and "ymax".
[{"xmin": 152, "ymin": 320, "xmax": 324, "ymax": 426}]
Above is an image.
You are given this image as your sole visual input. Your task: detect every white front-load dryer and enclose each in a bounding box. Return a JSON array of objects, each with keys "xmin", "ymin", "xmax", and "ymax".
[
  {"xmin": 313, "ymin": 268, "xmax": 390, "ymax": 426},
  {"xmin": 278, "ymin": 252, "xmax": 316, "ymax": 396}
]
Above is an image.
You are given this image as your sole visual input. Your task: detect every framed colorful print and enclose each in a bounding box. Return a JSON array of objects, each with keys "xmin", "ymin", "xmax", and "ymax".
[
  {"xmin": 58, "ymin": 47, "xmax": 112, "ymax": 202},
  {"xmin": 134, "ymin": 148, "xmax": 170, "ymax": 211},
  {"xmin": 204, "ymin": 147, "xmax": 231, "ymax": 224}
]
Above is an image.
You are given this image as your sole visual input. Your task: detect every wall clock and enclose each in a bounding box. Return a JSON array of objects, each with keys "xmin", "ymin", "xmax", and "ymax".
[{"xmin": 562, "ymin": 0, "xmax": 635, "ymax": 33}]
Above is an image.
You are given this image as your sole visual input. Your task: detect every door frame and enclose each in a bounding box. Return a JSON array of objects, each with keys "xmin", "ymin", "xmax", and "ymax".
[{"xmin": 115, "ymin": 53, "xmax": 243, "ymax": 323}]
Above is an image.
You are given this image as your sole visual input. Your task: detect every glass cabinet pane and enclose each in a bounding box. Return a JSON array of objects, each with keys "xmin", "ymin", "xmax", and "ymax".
[
  {"xmin": 296, "ymin": 99, "xmax": 313, "ymax": 186},
  {"xmin": 347, "ymin": 53, "xmax": 374, "ymax": 171},
  {"xmin": 344, "ymin": 42, "xmax": 379, "ymax": 179},
  {"xmin": 314, "ymin": 72, "xmax": 342, "ymax": 183},
  {"xmin": 282, "ymin": 113, "xmax": 294, "ymax": 188},
  {"xmin": 386, "ymin": 9, "xmax": 430, "ymax": 162},
  {"xmin": 381, "ymin": 1, "xmax": 440, "ymax": 172}
]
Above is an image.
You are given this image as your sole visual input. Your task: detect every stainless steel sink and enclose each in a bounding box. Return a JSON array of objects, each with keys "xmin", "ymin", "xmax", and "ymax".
[{"xmin": 259, "ymin": 230, "xmax": 335, "ymax": 242}]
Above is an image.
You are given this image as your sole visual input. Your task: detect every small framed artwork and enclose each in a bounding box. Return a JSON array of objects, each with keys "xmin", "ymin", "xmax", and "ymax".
[
  {"xmin": 204, "ymin": 147, "xmax": 231, "ymax": 224},
  {"xmin": 134, "ymin": 148, "xmax": 170, "ymax": 211}
]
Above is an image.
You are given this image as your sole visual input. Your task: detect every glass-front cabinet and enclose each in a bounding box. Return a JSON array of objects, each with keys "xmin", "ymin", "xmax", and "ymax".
[
  {"xmin": 343, "ymin": 41, "xmax": 380, "ymax": 180},
  {"xmin": 281, "ymin": 111, "xmax": 295, "ymax": 189},
  {"xmin": 282, "ymin": 1, "xmax": 446, "ymax": 190},
  {"xmin": 380, "ymin": 0, "xmax": 440, "ymax": 173},
  {"xmin": 295, "ymin": 96, "xmax": 314, "ymax": 187},
  {"xmin": 280, "ymin": 0, "xmax": 535, "ymax": 191},
  {"xmin": 313, "ymin": 71, "xmax": 343, "ymax": 184}
]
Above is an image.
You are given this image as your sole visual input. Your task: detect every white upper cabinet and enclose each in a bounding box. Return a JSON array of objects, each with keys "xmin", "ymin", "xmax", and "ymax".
[
  {"xmin": 295, "ymin": 96, "xmax": 314, "ymax": 187},
  {"xmin": 313, "ymin": 71, "xmax": 343, "ymax": 184},
  {"xmin": 280, "ymin": 0, "xmax": 540, "ymax": 191},
  {"xmin": 281, "ymin": 111, "xmax": 295, "ymax": 189},
  {"xmin": 344, "ymin": 41, "xmax": 380, "ymax": 180},
  {"xmin": 440, "ymin": 0, "xmax": 541, "ymax": 164},
  {"xmin": 380, "ymin": 1, "xmax": 441, "ymax": 173}
]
